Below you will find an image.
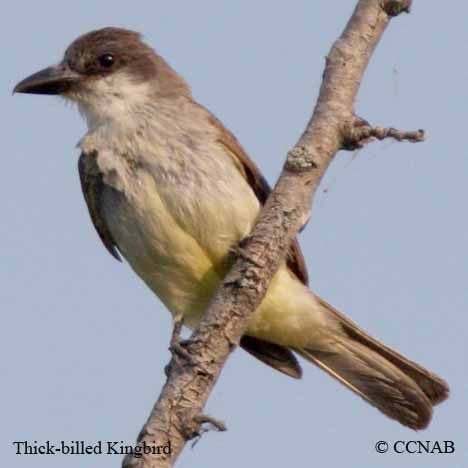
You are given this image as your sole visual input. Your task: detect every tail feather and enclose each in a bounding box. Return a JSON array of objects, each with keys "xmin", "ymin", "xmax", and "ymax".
[
  {"xmin": 316, "ymin": 296, "xmax": 449, "ymax": 405},
  {"xmin": 295, "ymin": 338, "xmax": 433, "ymax": 430},
  {"xmin": 293, "ymin": 296, "xmax": 449, "ymax": 430}
]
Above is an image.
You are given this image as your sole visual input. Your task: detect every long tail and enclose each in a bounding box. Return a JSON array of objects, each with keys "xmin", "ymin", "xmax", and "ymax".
[{"xmin": 294, "ymin": 297, "xmax": 449, "ymax": 430}]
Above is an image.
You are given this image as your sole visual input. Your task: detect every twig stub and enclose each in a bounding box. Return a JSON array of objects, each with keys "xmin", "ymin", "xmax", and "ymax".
[
  {"xmin": 343, "ymin": 118, "xmax": 425, "ymax": 150},
  {"xmin": 382, "ymin": 0, "xmax": 412, "ymax": 16}
]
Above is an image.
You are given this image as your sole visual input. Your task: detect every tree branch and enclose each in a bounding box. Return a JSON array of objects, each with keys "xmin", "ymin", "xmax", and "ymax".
[
  {"xmin": 123, "ymin": 1, "xmax": 419, "ymax": 466},
  {"xmin": 343, "ymin": 117, "xmax": 425, "ymax": 150}
]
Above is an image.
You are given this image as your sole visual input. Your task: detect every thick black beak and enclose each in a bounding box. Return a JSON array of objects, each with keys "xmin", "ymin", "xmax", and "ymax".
[{"xmin": 13, "ymin": 64, "xmax": 81, "ymax": 95}]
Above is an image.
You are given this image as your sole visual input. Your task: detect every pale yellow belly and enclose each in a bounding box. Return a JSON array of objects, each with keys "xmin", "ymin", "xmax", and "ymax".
[{"xmin": 103, "ymin": 170, "xmax": 330, "ymax": 348}]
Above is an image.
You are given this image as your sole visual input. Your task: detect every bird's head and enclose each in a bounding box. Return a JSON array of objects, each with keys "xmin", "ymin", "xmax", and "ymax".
[{"xmin": 14, "ymin": 27, "xmax": 190, "ymax": 126}]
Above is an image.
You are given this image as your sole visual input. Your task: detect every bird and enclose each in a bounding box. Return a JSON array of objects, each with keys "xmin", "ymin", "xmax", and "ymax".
[{"xmin": 14, "ymin": 27, "xmax": 449, "ymax": 430}]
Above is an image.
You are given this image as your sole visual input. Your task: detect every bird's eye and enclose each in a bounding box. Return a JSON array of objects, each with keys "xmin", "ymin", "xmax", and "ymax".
[{"xmin": 98, "ymin": 54, "xmax": 115, "ymax": 68}]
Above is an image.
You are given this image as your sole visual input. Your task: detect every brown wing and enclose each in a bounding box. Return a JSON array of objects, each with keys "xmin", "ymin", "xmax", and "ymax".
[
  {"xmin": 208, "ymin": 112, "xmax": 309, "ymax": 286},
  {"xmin": 240, "ymin": 336, "xmax": 302, "ymax": 379},
  {"xmin": 78, "ymin": 151, "xmax": 121, "ymax": 261},
  {"xmin": 200, "ymin": 108, "xmax": 309, "ymax": 380}
]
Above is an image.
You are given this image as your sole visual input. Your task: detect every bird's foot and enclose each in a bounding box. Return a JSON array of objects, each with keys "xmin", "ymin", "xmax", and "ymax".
[
  {"xmin": 229, "ymin": 236, "xmax": 264, "ymax": 268},
  {"xmin": 165, "ymin": 316, "xmax": 194, "ymax": 376}
]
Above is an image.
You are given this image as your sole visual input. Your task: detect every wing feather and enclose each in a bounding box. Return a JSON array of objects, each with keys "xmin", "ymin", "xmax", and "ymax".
[
  {"xmin": 204, "ymin": 110, "xmax": 309, "ymax": 286},
  {"xmin": 78, "ymin": 151, "xmax": 121, "ymax": 261}
]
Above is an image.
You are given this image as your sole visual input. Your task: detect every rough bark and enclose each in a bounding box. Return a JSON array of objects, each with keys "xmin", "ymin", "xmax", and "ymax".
[{"xmin": 123, "ymin": 1, "xmax": 420, "ymax": 466}]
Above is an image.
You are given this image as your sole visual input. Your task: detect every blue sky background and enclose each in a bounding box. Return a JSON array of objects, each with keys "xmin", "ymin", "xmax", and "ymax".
[{"xmin": 2, "ymin": 1, "xmax": 466, "ymax": 467}]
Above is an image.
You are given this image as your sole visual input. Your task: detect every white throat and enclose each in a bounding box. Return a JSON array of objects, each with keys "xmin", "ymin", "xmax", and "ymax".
[{"xmin": 71, "ymin": 72, "xmax": 152, "ymax": 132}]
